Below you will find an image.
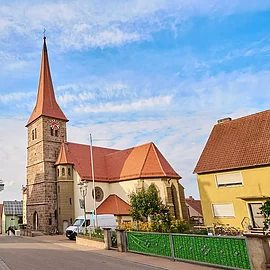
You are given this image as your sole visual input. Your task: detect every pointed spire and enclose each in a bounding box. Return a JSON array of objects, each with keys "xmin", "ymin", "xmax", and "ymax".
[
  {"xmin": 27, "ymin": 37, "xmax": 68, "ymax": 126},
  {"xmin": 55, "ymin": 142, "xmax": 73, "ymax": 165}
]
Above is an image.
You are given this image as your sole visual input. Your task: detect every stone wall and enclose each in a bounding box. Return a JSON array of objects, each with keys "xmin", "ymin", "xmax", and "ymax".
[{"xmin": 26, "ymin": 116, "xmax": 67, "ymax": 234}]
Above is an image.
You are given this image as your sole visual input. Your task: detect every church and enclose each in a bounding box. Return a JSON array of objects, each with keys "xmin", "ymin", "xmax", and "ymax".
[{"xmin": 25, "ymin": 37, "xmax": 189, "ymax": 234}]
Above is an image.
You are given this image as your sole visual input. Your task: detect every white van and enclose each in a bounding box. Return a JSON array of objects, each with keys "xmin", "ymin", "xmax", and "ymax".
[{"xmin": 65, "ymin": 214, "xmax": 117, "ymax": 240}]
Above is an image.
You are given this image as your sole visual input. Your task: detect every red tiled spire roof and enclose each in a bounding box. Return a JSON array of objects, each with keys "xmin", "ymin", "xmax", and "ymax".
[
  {"xmin": 194, "ymin": 110, "xmax": 270, "ymax": 174},
  {"xmin": 27, "ymin": 37, "xmax": 68, "ymax": 126},
  {"xmin": 55, "ymin": 142, "xmax": 74, "ymax": 165},
  {"xmin": 55, "ymin": 142, "xmax": 181, "ymax": 182},
  {"xmin": 96, "ymin": 194, "xmax": 131, "ymax": 215}
]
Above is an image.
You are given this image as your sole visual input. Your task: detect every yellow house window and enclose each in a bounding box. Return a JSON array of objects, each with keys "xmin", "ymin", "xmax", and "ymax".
[
  {"xmin": 212, "ymin": 203, "xmax": 235, "ymax": 217},
  {"xmin": 215, "ymin": 172, "xmax": 243, "ymax": 188}
]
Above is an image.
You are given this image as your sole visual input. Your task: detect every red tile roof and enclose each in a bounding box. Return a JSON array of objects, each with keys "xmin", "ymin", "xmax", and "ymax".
[
  {"xmin": 194, "ymin": 110, "xmax": 270, "ymax": 174},
  {"xmin": 96, "ymin": 195, "xmax": 131, "ymax": 215},
  {"xmin": 55, "ymin": 141, "xmax": 180, "ymax": 182},
  {"xmin": 27, "ymin": 38, "xmax": 68, "ymax": 126},
  {"xmin": 185, "ymin": 198, "xmax": 202, "ymax": 216}
]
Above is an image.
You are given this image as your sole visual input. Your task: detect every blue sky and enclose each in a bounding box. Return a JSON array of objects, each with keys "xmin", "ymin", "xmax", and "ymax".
[{"xmin": 1, "ymin": 0, "xmax": 270, "ymax": 202}]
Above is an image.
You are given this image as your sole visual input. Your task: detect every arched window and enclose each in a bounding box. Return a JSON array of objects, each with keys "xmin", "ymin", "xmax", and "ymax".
[
  {"xmin": 32, "ymin": 130, "xmax": 35, "ymax": 140},
  {"xmin": 55, "ymin": 130, "xmax": 58, "ymax": 137},
  {"xmin": 171, "ymin": 185, "xmax": 180, "ymax": 219},
  {"xmin": 62, "ymin": 168, "xmax": 65, "ymax": 176},
  {"xmin": 69, "ymin": 198, "xmax": 72, "ymax": 205},
  {"xmin": 57, "ymin": 169, "xmax": 60, "ymax": 177},
  {"xmin": 51, "ymin": 128, "xmax": 54, "ymax": 136},
  {"xmin": 68, "ymin": 168, "xmax": 71, "ymax": 176},
  {"xmin": 34, "ymin": 128, "xmax": 37, "ymax": 139},
  {"xmin": 33, "ymin": 211, "xmax": 38, "ymax": 230}
]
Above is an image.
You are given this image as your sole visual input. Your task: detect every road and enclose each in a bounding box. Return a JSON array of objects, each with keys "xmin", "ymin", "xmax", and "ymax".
[{"xmin": 0, "ymin": 235, "xmax": 160, "ymax": 270}]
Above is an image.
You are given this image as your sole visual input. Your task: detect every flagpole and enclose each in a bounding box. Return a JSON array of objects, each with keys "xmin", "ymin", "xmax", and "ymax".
[{"xmin": 90, "ymin": 134, "xmax": 97, "ymax": 228}]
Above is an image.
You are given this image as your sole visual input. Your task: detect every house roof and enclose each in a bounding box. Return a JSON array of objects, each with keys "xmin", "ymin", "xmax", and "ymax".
[
  {"xmin": 55, "ymin": 141, "xmax": 180, "ymax": 182},
  {"xmin": 194, "ymin": 110, "xmax": 270, "ymax": 174},
  {"xmin": 27, "ymin": 37, "xmax": 68, "ymax": 126},
  {"xmin": 185, "ymin": 198, "xmax": 203, "ymax": 216},
  {"xmin": 3, "ymin": 201, "xmax": 22, "ymax": 216},
  {"xmin": 96, "ymin": 195, "xmax": 131, "ymax": 215}
]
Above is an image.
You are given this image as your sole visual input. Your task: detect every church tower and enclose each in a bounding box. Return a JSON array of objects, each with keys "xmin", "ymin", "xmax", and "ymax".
[{"xmin": 26, "ymin": 37, "xmax": 68, "ymax": 233}]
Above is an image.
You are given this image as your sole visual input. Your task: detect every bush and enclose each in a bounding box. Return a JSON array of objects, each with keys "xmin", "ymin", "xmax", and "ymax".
[
  {"xmin": 120, "ymin": 219, "xmax": 189, "ymax": 234},
  {"xmin": 85, "ymin": 227, "xmax": 104, "ymax": 239}
]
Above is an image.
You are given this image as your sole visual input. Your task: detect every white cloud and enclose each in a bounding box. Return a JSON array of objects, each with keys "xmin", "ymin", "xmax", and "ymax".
[
  {"xmin": 0, "ymin": 119, "xmax": 26, "ymax": 202},
  {"xmin": 1, "ymin": 0, "xmax": 270, "ymax": 50},
  {"xmin": 73, "ymin": 95, "xmax": 172, "ymax": 113},
  {"xmin": 0, "ymin": 92, "xmax": 34, "ymax": 103}
]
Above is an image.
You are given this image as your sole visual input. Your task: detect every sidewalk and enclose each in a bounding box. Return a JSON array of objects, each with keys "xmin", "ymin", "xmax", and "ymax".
[{"xmin": 32, "ymin": 235, "xmax": 222, "ymax": 270}]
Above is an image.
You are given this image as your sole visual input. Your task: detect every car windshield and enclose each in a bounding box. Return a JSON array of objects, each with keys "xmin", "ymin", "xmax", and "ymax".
[{"xmin": 73, "ymin": 219, "xmax": 84, "ymax": 226}]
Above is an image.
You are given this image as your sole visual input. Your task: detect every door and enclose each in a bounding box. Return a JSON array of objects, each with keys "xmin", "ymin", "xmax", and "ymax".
[
  {"xmin": 248, "ymin": 203, "xmax": 264, "ymax": 228},
  {"xmin": 63, "ymin": 221, "xmax": 69, "ymax": 232}
]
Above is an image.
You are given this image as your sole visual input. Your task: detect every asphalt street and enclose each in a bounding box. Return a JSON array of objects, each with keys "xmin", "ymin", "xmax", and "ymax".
[{"xmin": 0, "ymin": 235, "xmax": 161, "ymax": 270}]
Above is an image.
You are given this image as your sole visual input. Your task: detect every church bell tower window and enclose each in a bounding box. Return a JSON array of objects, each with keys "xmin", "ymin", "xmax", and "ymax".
[{"xmin": 62, "ymin": 168, "xmax": 65, "ymax": 176}]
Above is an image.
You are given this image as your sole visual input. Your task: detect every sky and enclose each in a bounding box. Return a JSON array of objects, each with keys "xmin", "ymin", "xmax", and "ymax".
[{"xmin": 1, "ymin": 0, "xmax": 270, "ymax": 203}]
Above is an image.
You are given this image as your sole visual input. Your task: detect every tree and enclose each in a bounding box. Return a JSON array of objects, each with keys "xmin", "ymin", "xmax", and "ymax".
[
  {"xmin": 129, "ymin": 184, "xmax": 164, "ymax": 221},
  {"xmin": 260, "ymin": 197, "xmax": 270, "ymax": 234}
]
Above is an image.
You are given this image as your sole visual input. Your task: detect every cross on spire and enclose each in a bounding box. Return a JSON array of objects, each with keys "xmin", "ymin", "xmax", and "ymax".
[{"xmin": 43, "ymin": 28, "xmax": 46, "ymax": 39}]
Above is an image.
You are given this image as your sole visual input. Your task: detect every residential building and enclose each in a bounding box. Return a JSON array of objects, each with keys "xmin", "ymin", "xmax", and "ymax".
[
  {"xmin": 25, "ymin": 37, "xmax": 189, "ymax": 234},
  {"xmin": 2, "ymin": 201, "xmax": 23, "ymax": 234},
  {"xmin": 194, "ymin": 112, "xmax": 270, "ymax": 229},
  {"xmin": 185, "ymin": 196, "xmax": 203, "ymax": 225}
]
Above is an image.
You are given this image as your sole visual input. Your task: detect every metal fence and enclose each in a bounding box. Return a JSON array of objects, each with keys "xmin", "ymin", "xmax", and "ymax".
[{"xmin": 127, "ymin": 231, "xmax": 251, "ymax": 270}]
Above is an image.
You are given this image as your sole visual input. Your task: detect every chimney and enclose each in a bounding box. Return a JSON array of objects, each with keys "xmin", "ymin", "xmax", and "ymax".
[
  {"xmin": 189, "ymin": 195, "xmax": 194, "ymax": 200},
  {"xmin": 217, "ymin": 117, "xmax": 232, "ymax": 124}
]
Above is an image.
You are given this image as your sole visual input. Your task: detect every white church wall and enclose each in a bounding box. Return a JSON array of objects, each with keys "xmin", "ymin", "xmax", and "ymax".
[
  {"xmin": 73, "ymin": 169, "xmax": 111, "ymax": 218},
  {"xmin": 109, "ymin": 179, "xmax": 138, "ymax": 202}
]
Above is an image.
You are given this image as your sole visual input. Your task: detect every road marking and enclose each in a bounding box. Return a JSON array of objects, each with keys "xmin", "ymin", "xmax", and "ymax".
[{"xmin": 0, "ymin": 258, "xmax": 11, "ymax": 270}]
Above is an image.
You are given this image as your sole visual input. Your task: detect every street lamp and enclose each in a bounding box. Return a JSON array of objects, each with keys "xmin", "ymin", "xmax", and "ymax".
[{"xmin": 78, "ymin": 180, "xmax": 88, "ymax": 234}]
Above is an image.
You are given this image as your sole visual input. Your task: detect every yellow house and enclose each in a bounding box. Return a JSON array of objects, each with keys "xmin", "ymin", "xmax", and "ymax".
[{"xmin": 194, "ymin": 111, "xmax": 270, "ymax": 229}]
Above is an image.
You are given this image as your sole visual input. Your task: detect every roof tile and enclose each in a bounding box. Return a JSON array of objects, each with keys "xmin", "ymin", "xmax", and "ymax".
[
  {"xmin": 96, "ymin": 195, "xmax": 131, "ymax": 215},
  {"xmin": 27, "ymin": 38, "xmax": 68, "ymax": 126},
  {"xmin": 194, "ymin": 110, "xmax": 270, "ymax": 173},
  {"xmin": 55, "ymin": 142, "xmax": 180, "ymax": 182}
]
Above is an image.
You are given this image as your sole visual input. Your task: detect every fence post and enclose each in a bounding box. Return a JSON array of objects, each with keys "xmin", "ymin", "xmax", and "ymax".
[
  {"xmin": 116, "ymin": 229, "xmax": 127, "ymax": 252},
  {"xmin": 169, "ymin": 233, "xmax": 175, "ymax": 261},
  {"xmin": 244, "ymin": 233, "xmax": 270, "ymax": 270},
  {"xmin": 103, "ymin": 228, "xmax": 112, "ymax": 250}
]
